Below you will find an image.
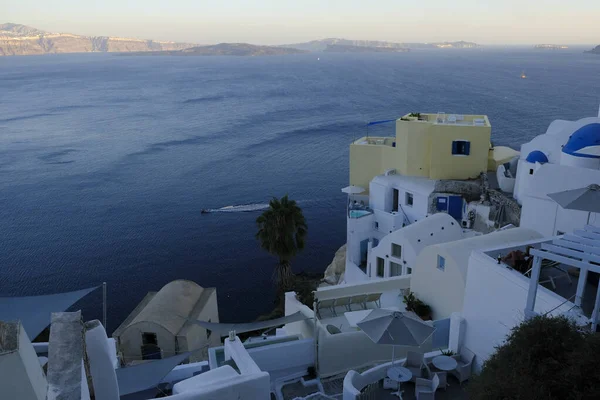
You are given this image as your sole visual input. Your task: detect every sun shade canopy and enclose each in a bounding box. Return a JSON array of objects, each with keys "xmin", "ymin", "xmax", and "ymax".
[
  {"xmin": 0, "ymin": 286, "xmax": 99, "ymax": 340},
  {"xmin": 183, "ymin": 311, "xmax": 311, "ymax": 336}
]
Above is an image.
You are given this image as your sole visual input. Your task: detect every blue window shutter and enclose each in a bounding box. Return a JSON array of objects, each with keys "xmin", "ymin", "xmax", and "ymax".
[
  {"xmin": 464, "ymin": 141, "xmax": 471, "ymax": 155},
  {"xmin": 452, "ymin": 141, "xmax": 458, "ymax": 154}
]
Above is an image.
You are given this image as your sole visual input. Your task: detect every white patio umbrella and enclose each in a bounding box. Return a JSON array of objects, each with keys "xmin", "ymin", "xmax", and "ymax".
[
  {"xmin": 548, "ymin": 184, "xmax": 600, "ymax": 223},
  {"xmin": 357, "ymin": 309, "xmax": 436, "ymax": 365},
  {"xmin": 341, "ymin": 185, "xmax": 366, "ymax": 194}
]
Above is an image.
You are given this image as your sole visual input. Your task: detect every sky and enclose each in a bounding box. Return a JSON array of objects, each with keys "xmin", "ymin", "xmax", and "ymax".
[{"xmin": 3, "ymin": 0, "xmax": 599, "ymax": 45}]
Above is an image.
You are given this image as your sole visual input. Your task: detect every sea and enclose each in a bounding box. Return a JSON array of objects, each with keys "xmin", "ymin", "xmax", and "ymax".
[{"xmin": 1, "ymin": 48, "xmax": 599, "ymax": 333}]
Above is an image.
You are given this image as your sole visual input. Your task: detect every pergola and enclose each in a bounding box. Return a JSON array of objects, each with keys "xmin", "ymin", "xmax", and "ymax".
[{"xmin": 525, "ymin": 225, "xmax": 600, "ymax": 331}]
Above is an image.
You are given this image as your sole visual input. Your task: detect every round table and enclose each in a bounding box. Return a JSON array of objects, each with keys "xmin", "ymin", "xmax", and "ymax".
[
  {"xmin": 432, "ymin": 355, "xmax": 458, "ymax": 371},
  {"xmin": 387, "ymin": 366, "xmax": 412, "ymax": 399}
]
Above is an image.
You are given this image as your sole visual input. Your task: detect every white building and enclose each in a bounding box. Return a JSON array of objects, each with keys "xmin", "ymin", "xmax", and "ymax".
[
  {"xmin": 513, "ymin": 118, "xmax": 600, "ymax": 236},
  {"xmin": 411, "ymin": 228, "xmax": 542, "ymax": 320},
  {"xmin": 113, "ymin": 280, "xmax": 220, "ymax": 364},
  {"xmin": 461, "ymin": 227, "xmax": 597, "ymax": 371},
  {"xmin": 366, "ymin": 213, "xmax": 464, "ymax": 279}
]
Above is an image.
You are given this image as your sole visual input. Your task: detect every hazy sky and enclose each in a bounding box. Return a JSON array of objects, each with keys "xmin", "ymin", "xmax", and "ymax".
[{"xmin": 4, "ymin": 0, "xmax": 599, "ymax": 45}]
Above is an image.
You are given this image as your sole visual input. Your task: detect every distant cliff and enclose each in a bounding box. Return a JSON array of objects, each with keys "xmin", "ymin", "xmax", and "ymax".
[
  {"xmin": 323, "ymin": 44, "xmax": 409, "ymax": 53},
  {"xmin": 282, "ymin": 38, "xmax": 479, "ymax": 52},
  {"xmin": 585, "ymin": 45, "xmax": 600, "ymax": 54},
  {"xmin": 0, "ymin": 23, "xmax": 195, "ymax": 56},
  {"xmin": 120, "ymin": 43, "xmax": 305, "ymax": 57}
]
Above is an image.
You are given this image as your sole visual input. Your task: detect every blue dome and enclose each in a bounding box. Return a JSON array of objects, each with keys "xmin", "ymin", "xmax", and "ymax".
[
  {"xmin": 526, "ymin": 150, "xmax": 548, "ymax": 164},
  {"xmin": 562, "ymin": 123, "xmax": 600, "ymax": 158}
]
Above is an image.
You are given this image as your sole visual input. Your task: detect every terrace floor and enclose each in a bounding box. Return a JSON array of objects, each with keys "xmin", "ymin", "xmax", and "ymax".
[{"xmin": 282, "ymin": 374, "xmax": 469, "ymax": 399}]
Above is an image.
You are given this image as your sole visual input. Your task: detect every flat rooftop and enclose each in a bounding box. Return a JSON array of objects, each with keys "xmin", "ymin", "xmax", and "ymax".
[{"xmin": 401, "ymin": 113, "xmax": 491, "ymax": 127}]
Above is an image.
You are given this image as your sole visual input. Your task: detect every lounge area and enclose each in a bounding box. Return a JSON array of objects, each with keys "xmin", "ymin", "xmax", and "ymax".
[{"xmin": 342, "ymin": 347, "xmax": 474, "ymax": 400}]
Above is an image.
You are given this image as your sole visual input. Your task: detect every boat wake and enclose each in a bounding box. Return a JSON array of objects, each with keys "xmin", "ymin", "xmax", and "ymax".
[{"xmin": 202, "ymin": 203, "xmax": 270, "ymax": 214}]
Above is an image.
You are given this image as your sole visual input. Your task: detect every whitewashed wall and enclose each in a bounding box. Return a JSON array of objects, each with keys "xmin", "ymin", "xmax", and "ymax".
[{"xmin": 462, "ymin": 250, "xmax": 586, "ymax": 372}]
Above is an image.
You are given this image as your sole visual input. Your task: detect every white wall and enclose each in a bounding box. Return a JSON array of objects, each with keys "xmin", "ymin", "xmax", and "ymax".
[
  {"xmin": 346, "ymin": 213, "xmax": 375, "ymax": 266},
  {"xmin": 0, "ymin": 323, "xmax": 47, "ymax": 400},
  {"xmin": 462, "ymin": 250, "xmax": 587, "ymax": 372},
  {"xmin": 345, "ymin": 261, "xmax": 369, "ymax": 283},
  {"xmin": 284, "ymin": 292, "xmax": 315, "ymax": 339},
  {"xmin": 171, "ymin": 367, "xmax": 271, "ymax": 400}
]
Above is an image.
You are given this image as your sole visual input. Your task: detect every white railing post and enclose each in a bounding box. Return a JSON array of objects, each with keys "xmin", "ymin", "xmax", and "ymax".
[
  {"xmin": 591, "ymin": 284, "xmax": 600, "ymax": 332},
  {"xmin": 102, "ymin": 282, "xmax": 107, "ymax": 332},
  {"xmin": 525, "ymin": 256, "xmax": 542, "ymax": 319},
  {"xmin": 575, "ymin": 267, "xmax": 588, "ymax": 307}
]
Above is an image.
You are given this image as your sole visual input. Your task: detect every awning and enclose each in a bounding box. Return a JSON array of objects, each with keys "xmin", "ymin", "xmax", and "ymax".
[
  {"xmin": 341, "ymin": 185, "xmax": 366, "ymax": 195},
  {"xmin": 116, "ymin": 352, "xmax": 192, "ymax": 396},
  {"xmin": 0, "ymin": 286, "xmax": 99, "ymax": 340},
  {"xmin": 184, "ymin": 311, "xmax": 311, "ymax": 336}
]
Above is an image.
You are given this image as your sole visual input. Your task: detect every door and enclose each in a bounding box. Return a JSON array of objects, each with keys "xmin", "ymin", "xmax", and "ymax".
[
  {"xmin": 392, "ymin": 189, "xmax": 399, "ymax": 212},
  {"xmin": 448, "ymin": 196, "xmax": 463, "ymax": 221}
]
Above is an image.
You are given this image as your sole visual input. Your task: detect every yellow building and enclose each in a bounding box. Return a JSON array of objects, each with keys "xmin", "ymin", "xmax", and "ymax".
[{"xmin": 350, "ymin": 113, "xmax": 515, "ymax": 190}]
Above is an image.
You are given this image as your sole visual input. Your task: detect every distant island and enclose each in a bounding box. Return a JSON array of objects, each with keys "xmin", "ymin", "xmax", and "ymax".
[
  {"xmin": 584, "ymin": 45, "xmax": 600, "ymax": 54},
  {"xmin": 0, "ymin": 23, "xmax": 479, "ymax": 57},
  {"xmin": 281, "ymin": 38, "xmax": 479, "ymax": 52},
  {"xmin": 120, "ymin": 43, "xmax": 305, "ymax": 57},
  {"xmin": 0, "ymin": 23, "xmax": 195, "ymax": 56},
  {"xmin": 323, "ymin": 44, "xmax": 410, "ymax": 53},
  {"xmin": 534, "ymin": 44, "xmax": 569, "ymax": 50}
]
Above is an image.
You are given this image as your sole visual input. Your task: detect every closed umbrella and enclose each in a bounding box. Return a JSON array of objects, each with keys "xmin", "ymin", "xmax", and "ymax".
[
  {"xmin": 341, "ymin": 185, "xmax": 366, "ymax": 194},
  {"xmin": 357, "ymin": 309, "xmax": 435, "ymax": 365},
  {"xmin": 548, "ymin": 184, "xmax": 600, "ymax": 224}
]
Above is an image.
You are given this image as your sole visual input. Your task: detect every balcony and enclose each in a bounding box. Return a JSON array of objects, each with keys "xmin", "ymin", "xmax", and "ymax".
[{"xmin": 352, "ymin": 136, "xmax": 396, "ymax": 147}]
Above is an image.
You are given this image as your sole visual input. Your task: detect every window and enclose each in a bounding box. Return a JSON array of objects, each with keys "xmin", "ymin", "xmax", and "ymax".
[
  {"xmin": 142, "ymin": 332, "xmax": 157, "ymax": 346},
  {"xmin": 376, "ymin": 257, "xmax": 385, "ymax": 277},
  {"xmin": 405, "ymin": 192, "xmax": 414, "ymax": 207},
  {"xmin": 207, "ymin": 319, "xmax": 212, "ymax": 340},
  {"xmin": 374, "ymin": 221, "xmax": 379, "ymax": 230},
  {"xmin": 391, "ymin": 243, "xmax": 402, "ymax": 258},
  {"xmin": 437, "ymin": 255, "xmax": 446, "ymax": 271},
  {"xmin": 452, "ymin": 140, "xmax": 471, "ymax": 155},
  {"xmin": 407, "ymin": 267, "xmax": 413, "ymax": 275},
  {"xmin": 390, "ymin": 261, "xmax": 402, "ymax": 277},
  {"xmin": 529, "ymin": 168, "xmax": 534, "ymax": 175}
]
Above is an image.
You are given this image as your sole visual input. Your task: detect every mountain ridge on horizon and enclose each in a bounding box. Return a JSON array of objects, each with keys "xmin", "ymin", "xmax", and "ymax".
[{"xmin": 0, "ymin": 23, "xmax": 484, "ymax": 56}]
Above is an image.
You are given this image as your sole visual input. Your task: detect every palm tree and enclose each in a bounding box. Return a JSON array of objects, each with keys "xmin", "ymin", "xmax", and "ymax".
[{"xmin": 256, "ymin": 195, "xmax": 307, "ymax": 290}]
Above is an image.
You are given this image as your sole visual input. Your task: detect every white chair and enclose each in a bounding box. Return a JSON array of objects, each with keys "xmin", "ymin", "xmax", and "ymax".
[
  {"xmin": 450, "ymin": 347, "xmax": 475, "ymax": 384},
  {"xmin": 402, "ymin": 351, "xmax": 425, "ymax": 382},
  {"xmin": 415, "ymin": 373, "xmax": 440, "ymax": 400}
]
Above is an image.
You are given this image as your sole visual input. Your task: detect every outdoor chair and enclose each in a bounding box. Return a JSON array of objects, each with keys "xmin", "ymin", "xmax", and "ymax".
[
  {"xmin": 348, "ymin": 294, "xmax": 367, "ymax": 311},
  {"xmin": 425, "ymin": 362, "xmax": 447, "ymax": 389},
  {"xmin": 402, "ymin": 351, "xmax": 425, "ymax": 382},
  {"xmin": 449, "ymin": 347, "xmax": 475, "ymax": 384},
  {"xmin": 363, "ymin": 293, "xmax": 382, "ymax": 309},
  {"xmin": 524, "ymin": 259, "xmax": 572, "ymax": 289},
  {"xmin": 358, "ymin": 381, "xmax": 380, "ymax": 400},
  {"xmin": 415, "ymin": 373, "xmax": 440, "ymax": 400},
  {"xmin": 316, "ymin": 299, "xmax": 336, "ymax": 318}
]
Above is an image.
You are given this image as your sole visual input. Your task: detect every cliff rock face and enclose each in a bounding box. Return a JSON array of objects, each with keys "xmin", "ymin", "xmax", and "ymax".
[
  {"xmin": 0, "ymin": 23, "xmax": 195, "ymax": 56},
  {"xmin": 323, "ymin": 244, "xmax": 347, "ymax": 285},
  {"xmin": 585, "ymin": 45, "xmax": 600, "ymax": 54},
  {"xmin": 123, "ymin": 43, "xmax": 306, "ymax": 57}
]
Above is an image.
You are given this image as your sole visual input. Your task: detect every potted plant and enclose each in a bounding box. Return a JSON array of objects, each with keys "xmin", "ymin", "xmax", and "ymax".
[
  {"xmin": 402, "ymin": 291, "xmax": 417, "ymax": 311},
  {"xmin": 406, "ymin": 112, "xmax": 421, "ymax": 121},
  {"xmin": 414, "ymin": 300, "xmax": 432, "ymax": 320}
]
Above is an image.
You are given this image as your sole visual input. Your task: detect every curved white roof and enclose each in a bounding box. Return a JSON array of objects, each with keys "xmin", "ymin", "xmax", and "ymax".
[
  {"xmin": 382, "ymin": 213, "xmax": 463, "ymax": 255},
  {"xmin": 128, "ymin": 280, "xmax": 207, "ymax": 336}
]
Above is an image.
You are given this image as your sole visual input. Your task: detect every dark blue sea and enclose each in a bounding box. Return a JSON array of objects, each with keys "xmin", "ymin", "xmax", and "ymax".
[{"xmin": 1, "ymin": 48, "xmax": 599, "ymax": 333}]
